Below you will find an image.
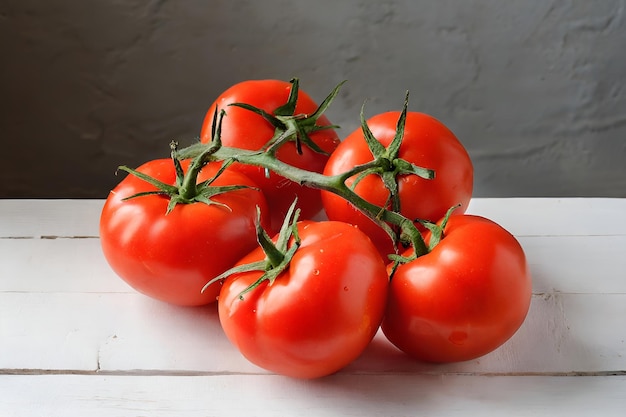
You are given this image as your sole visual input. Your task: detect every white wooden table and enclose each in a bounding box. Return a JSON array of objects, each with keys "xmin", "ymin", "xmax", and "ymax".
[{"xmin": 1, "ymin": 198, "xmax": 625, "ymax": 416}]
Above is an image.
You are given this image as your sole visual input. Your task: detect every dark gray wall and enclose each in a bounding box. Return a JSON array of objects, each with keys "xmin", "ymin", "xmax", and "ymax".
[{"xmin": 2, "ymin": 0, "xmax": 625, "ymax": 198}]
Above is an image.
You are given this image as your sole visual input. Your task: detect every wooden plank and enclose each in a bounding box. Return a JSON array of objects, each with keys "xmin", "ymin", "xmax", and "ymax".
[
  {"xmin": 0, "ymin": 199, "xmax": 103, "ymax": 238},
  {"xmin": 0, "ymin": 238, "xmax": 131, "ymax": 293},
  {"xmin": 2, "ymin": 197, "xmax": 624, "ymax": 417},
  {"xmin": 1, "ymin": 374, "xmax": 625, "ymax": 417},
  {"xmin": 519, "ymin": 235, "xmax": 626, "ymax": 294},
  {"xmin": 2, "ymin": 198, "xmax": 626, "ymax": 238},
  {"xmin": 2, "ymin": 292, "xmax": 625, "ymax": 375},
  {"xmin": 3, "ymin": 234, "xmax": 625, "ymax": 294},
  {"xmin": 466, "ymin": 197, "xmax": 626, "ymax": 237},
  {"xmin": 0, "ymin": 292, "xmax": 263, "ymax": 374}
]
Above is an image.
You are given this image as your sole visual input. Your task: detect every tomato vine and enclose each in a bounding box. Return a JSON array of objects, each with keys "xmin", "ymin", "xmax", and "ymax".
[
  {"xmin": 101, "ymin": 78, "xmax": 532, "ymax": 371},
  {"xmin": 179, "ymin": 104, "xmax": 436, "ymax": 262}
]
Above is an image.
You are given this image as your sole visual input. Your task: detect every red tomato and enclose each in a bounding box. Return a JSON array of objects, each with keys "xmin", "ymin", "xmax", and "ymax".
[
  {"xmin": 100, "ymin": 159, "xmax": 269, "ymax": 307},
  {"xmin": 382, "ymin": 215, "xmax": 532, "ymax": 363},
  {"xmin": 322, "ymin": 111, "xmax": 473, "ymax": 258},
  {"xmin": 200, "ymin": 79, "xmax": 341, "ymax": 232},
  {"xmin": 218, "ymin": 221, "xmax": 389, "ymax": 379}
]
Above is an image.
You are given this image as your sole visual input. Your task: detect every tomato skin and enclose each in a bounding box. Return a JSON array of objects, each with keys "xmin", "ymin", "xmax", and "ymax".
[
  {"xmin": 382, "ymin": 215, "xmax": 532, "ymax": 363},
  {"xmin": 218, "ymin": 221, "xmax": 389, "ymax": 379},
  {"xmin": 200, "ymin": 80, "xmax": 341, "ymax": 232},
  {"xmin": 322, "ymin": 111, "xmax": 473, "ymax": 258},
  {"xmin": 99, "ymin": 159, "xmax": 269, "ymax": 307}
]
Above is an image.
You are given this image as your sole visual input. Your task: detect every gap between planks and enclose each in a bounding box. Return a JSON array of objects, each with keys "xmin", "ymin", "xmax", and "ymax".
[
  {"xmin": 1, "ymin": 368, "xmax": 625, "ymax": 377},
  {"xmin": 0, "ymin": 235, "xmax": 99, "ymax": 240}
]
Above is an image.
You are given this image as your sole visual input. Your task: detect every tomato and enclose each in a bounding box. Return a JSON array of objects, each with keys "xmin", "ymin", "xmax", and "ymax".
[
  {"xmin": 382, "ymin": 215, "xmax": 532, "ymax": 363},
  {"xmin": 218, "ymin": 221, "xmax": 389, "ymax": 379},
  {"xmin": 322, "ymin": 111, "xmax": 473, "ymax": 258},
  {"xmin": 100, "ymin": 159, "xmax": 269, "ymax": 307},
  {"xmin": 200, "ymin": 79, "xmax": 341, "ymax": 232}
]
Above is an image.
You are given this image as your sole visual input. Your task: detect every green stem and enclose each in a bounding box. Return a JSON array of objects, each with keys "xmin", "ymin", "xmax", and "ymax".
[
  {"xmin": 255, "ymin": 206, "xmax": 286, "ymax": 268},
  {"xmin": 178, "ymin": 149, "xmax": 208, "ymax": 200},
  {"xmin": 207, "ymin": 145, "xmax": 429, "ymax": 257},
  {"xmin": 177, "ymin": 119, "xmax": 223, "ymax": 201}
]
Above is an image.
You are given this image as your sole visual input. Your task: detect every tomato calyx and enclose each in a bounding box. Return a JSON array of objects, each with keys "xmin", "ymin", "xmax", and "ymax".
[
  {"xmin": 419, "ymin": 204, "xmax": 461, "ymax": 251},
  {"xmin": 228, "ymin": 78, "xmax": 345, "ymax": 156},
  {"xmin": 388, "ymin": 204, "xmax": 460, "ymax": 273},
  {"xmin": 352, "ymin": 91, "xmax": 435, "ymax": 213},
  {"xmin": 203, "ymin": 201, "xmax": 302, "ymax": 300},
  {"xmin": 118, "ymin": 111, "xmax": 253, "ymax": 214}
]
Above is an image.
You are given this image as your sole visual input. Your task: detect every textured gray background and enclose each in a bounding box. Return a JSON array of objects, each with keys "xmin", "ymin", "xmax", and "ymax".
[{"xmin": 2, "ymin": 0, "xmax": 625, "ymax": 198}]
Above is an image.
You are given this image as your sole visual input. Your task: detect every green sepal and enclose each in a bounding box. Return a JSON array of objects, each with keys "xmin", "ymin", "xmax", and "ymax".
[
  {"xmin": 228, "ymin": 78, "xmax": 345, "ymax": 158},
  {"xmin": 118, "ymin": 165, "xmax": 179, "ymax": 197},
  {"xmin": 418, "ymin": 204, "xmax": 461, "ymax": 251},
  {"xmin": 352, "ymin": 91, "xmax": 434, "ymax": 199},
  {"xmin": 201, "ymin": 260, "xmax": 267, "ymax": 295},
  {"xmin": 273, "ymin": 77, "xmax": 300, "ymax": 116},
  {"xmin": 228, "ymin": 102, "xmax": 282, "ymax": 129},
  {"xmin": 235, "ymin": 238, "xmax": 300, "ymax": 300},
  {"xmin": 360, "ymin": 101, "xmax": 387, "ymax": 158},
  {"xmin": 393, "ymin": 158, "xmax": 435, "ymax": 180},
  {"xmin": 196, "ymin": 184, "xmax": 253, "ymax": 209},
  {"xmin": 118, "ymin": 110, "xmax": 250, "ymax": 214},
  {"xmin": 202, "ymin": 200, "xmax": 302, "ymax": 300}
]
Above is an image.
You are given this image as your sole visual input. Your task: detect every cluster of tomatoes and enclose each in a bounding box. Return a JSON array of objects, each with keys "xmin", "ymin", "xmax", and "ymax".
[{"xmin": 99, "ymin": 79, "xmax": 532, "ymax": 379}]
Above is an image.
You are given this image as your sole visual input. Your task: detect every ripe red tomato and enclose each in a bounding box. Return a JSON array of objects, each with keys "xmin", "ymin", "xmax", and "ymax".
[
  {"xmin": 218, "ymin": 221, "xmax": 389, "ymax": 379},
  {"xmin": 200, "ymin": 79, "xmax": 341, "ymax": 232},
  {"xmin": 100, "ymin": 159, "xmax": 269, "ymax": 307},
  {"xmin": 382, "ymin": 215, "xmax": 532, "ymax": 363},
  {"xmin": 322, "ymin": 111, "xmax": 473, "ymax": 258}
]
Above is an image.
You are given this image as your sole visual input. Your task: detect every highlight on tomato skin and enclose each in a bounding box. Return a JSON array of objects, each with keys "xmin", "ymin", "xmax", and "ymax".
[
  {"xmin": 217, "ymin": 220, "xmax": 390, "ymax": 379},
  {"xmin": 381, "ymin": 214, "xmax": 533, "ymax": 363}
]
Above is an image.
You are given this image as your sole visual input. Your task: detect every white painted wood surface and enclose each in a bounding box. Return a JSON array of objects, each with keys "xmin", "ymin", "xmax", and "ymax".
[{"xmin": 1, "ymin": 198, "xmax": 625, "ymax": 416}]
